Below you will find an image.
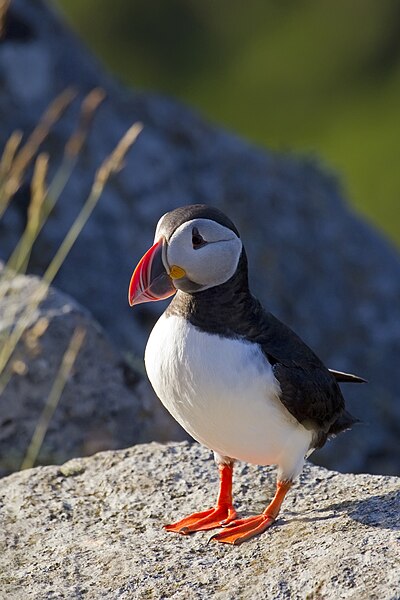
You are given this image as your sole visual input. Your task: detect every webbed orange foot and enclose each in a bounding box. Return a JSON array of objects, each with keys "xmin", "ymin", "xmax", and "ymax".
[
  {"xmin": 164, "ymin": 462, "xmax": 236, "ymax": 535},
  {"xmin": 210, "ymin": 513, "xmax": 275, "ymax": 545},
  {"xmin": 211, "ymin": 479, "xmax": 292, "ymax": 545},
  {"xmin": 164, "ymin": 505, "xmax": 237, "ymax": 534}
]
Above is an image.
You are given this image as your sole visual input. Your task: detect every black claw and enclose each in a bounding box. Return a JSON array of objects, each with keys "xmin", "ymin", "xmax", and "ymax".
[{"xmin": 180, "ymin": 527, "xmax": 190, "ymax": 534}]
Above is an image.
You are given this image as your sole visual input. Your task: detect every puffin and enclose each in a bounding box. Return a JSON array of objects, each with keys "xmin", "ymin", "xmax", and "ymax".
[{"xmin": 128, "ymin": 204, "xmax": 363, "ymax": 545}]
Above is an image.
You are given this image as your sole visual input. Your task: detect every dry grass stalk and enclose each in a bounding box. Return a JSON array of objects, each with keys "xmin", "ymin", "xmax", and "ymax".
[
  {"xmin": 0, "ymin": 279, "xmax": 48, "ymax": 381},
  {"xmin": 20, "ymin": 326, "xmax": 86, "ymax": 470},
  {"xmin": 28, "ymin": 154, "xmax": 48, "ymax": 232},
  {"xmin": 2, "ymin": 89, "xmax": 106, "ymax": 282},
  {"xmin": 65, "ymin": 88, "xmax": 106, "ymax": 159},
  {"xmin": 0, "ymin": 120, "xmax": 143, "ymax": 384},
  {"xmin": 0, "ymin": 93, "xmax": 141, "ymax": 471},
  {"xmin": 0, "ymin": 130, "xmax": 23, "ymax": 187},
  {"xmin": 7, "ymin": 153, "xmax": 49, "ymax": 275},
  {"xmin": 0, "ymin": 0, "xmax": 10, "ymax": 39},
  {"xmin": 8, "ymin": 88, "xmax": 76, "ymax": 179},
  {"xmin": 0, "ymin": 155, "xmax": 49, "ymax": 380},
  {"xmin": 0, "ymin": 88, "xmax": 76, "ymax": 220},
  {"xmin": 44, "ymin": 121, "xmax": 143, "ymax": 284}
]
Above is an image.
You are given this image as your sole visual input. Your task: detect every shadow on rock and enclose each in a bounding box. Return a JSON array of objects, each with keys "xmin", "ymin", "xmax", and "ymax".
[{"xmin": 319, "ymin": 489, "xmax": 400, "ymax": 531}]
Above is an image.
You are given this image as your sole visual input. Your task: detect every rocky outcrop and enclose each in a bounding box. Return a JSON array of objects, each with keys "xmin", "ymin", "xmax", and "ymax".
[
  {"xmin": 0, "ymin": 267, "xmax": 185, "ymax": 477},
  {"xmin": 0, "ymin": 0, "xmax": 399, "ymax": 475},
  {"xmin": 0, "ymin": 442, "xmax": 399, "ymax": 599}
]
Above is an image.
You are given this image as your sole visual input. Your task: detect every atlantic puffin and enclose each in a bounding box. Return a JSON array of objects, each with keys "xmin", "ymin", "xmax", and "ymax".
[{"xmin": 128, "ymin": 204, "xmax": 363, "ymax": 545}]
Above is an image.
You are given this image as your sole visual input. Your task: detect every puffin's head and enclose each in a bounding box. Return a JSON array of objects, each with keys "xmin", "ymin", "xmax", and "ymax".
[{"xmin": 128, "ymin": 205, "xmax": 243, "ymax": 306}]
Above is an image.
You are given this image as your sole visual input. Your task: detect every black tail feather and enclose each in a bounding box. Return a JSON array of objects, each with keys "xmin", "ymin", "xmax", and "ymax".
[
  {"xmin": 329, "ymin": 410, "xmax": 360, "ymax": 436},
  {"xmin": 329, "ymin": 369, "xmax": 367, "ymax": 384}
]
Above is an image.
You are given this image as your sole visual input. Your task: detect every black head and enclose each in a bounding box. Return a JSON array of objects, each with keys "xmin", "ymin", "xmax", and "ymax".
[
  {"xmin": 155, "ymin": 204, "xmax": 240, "ymax": 241},
  {"xmin": 129, "ymin": 204, "xmax": 245, "ymax": 305}
]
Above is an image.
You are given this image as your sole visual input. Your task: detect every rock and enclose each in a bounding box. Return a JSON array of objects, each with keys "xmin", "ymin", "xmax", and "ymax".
[
  {"xmin": 0, "ymin": 267, "xmax": 185, "ymax": 477},
  {"xmin": 0, "ymin": 0, "xmax": 399, "ymax": 475},
  {"xmin": 0, "ymin": 442, "xmax": 399, "ymax": 599}
]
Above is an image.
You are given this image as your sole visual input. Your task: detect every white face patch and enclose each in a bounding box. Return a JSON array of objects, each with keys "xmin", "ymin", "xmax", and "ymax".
[{"xmin": 164, "ymin": 218, "xmax": 243, "ymax": 291}]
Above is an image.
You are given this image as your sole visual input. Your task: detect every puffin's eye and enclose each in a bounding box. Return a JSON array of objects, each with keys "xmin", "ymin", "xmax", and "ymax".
[{"xmin": 192, "ymin": 227, "xmax": 206, "ymax": 249}]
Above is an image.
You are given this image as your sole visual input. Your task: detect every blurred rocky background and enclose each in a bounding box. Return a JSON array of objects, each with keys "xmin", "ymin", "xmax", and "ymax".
[
  {"xmin": 0, "ymin": 264, "xmax": 182, "ymax": 478},
  {"xmin": 0, "ymin": 0, "xmax": 399, "ymax": 476},
  {"xmin": 57, "ymin": 0, "xmax": 400, "ymax": 249}
]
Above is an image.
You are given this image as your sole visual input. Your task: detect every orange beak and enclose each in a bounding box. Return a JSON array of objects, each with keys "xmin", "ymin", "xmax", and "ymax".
[{"xmin": 128, "ymin": 238, "xmax": 176, "ymax": 306}]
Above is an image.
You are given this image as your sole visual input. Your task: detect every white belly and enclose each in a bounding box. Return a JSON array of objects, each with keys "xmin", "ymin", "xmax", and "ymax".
[{"xmin": 145, "ymin": 314, "xmax": 312, "ymax": 479}]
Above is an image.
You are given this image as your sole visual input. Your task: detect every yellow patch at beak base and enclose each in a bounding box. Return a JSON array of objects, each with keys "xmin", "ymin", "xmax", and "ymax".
[{"xmin": 169, "ymin": 265, "xmax": 186, "ymax": 279}]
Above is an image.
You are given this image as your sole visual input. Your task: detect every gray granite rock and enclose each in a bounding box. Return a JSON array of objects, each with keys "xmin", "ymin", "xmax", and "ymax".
[
  {"xmin": 0, "ymin": 442, "xmax": 399, "ymax": 599},
  {"xmin": 0, "ymin": 1, "xmax": 400, "ymax": 475},
  {"xmin": 0, "ymin": 267, "xmax": 184, "ymax": 477}
]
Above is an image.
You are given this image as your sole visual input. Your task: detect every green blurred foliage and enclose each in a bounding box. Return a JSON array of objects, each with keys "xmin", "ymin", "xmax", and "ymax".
[{"xmin": 56, "ymin": 0, "xmax": 400, "ymax": 245}]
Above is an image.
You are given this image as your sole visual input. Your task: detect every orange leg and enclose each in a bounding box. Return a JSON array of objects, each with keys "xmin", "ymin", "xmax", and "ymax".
[
  {"xmin": 164, "ymin": 463, "xmax": 237, "ymax": 534},
  {"xmin": 211, "ymin": 480, "xmax": 292, "ymax": 545}
]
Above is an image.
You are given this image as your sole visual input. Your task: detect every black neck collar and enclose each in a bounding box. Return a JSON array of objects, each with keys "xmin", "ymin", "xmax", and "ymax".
[{"xmin": 165, "ymin": 250, "xmax": 259, "ymax": 336}]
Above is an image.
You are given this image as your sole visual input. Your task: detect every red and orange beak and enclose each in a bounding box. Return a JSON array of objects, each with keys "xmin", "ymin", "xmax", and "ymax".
[{"xmin": 128, "ymin": 238, "xmax": 179, "ymax": 306}]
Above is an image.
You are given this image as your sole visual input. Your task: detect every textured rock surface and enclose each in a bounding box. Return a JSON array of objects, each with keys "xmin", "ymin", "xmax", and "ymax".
[
  {"xmin": 0, "ymin": 442, "xmax": 399, "ymax": 599},
  {"xmin": 0, "ymin": 0, "xmax": 400, "ymax": 475},
  {"xmin": 0, "ymin": 267, "xmax": 184, "ymax": 477}
]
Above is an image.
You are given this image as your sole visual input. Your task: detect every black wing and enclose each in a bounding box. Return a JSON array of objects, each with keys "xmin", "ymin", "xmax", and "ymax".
[{"xmin": 251, "ymin": 309, "xmax": 348, "ymax": 432}]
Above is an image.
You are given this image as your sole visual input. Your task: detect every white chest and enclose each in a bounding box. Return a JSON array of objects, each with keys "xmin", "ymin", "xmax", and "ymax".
[{"xmin": 145, "ymin": 314, "xmax": 312, "ymax": 476}]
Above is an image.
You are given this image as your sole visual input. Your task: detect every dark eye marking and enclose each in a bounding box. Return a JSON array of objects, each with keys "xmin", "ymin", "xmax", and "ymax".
[{"xmin": 192, "ymin": 227, "xmax": 207, "ymax": 249}]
